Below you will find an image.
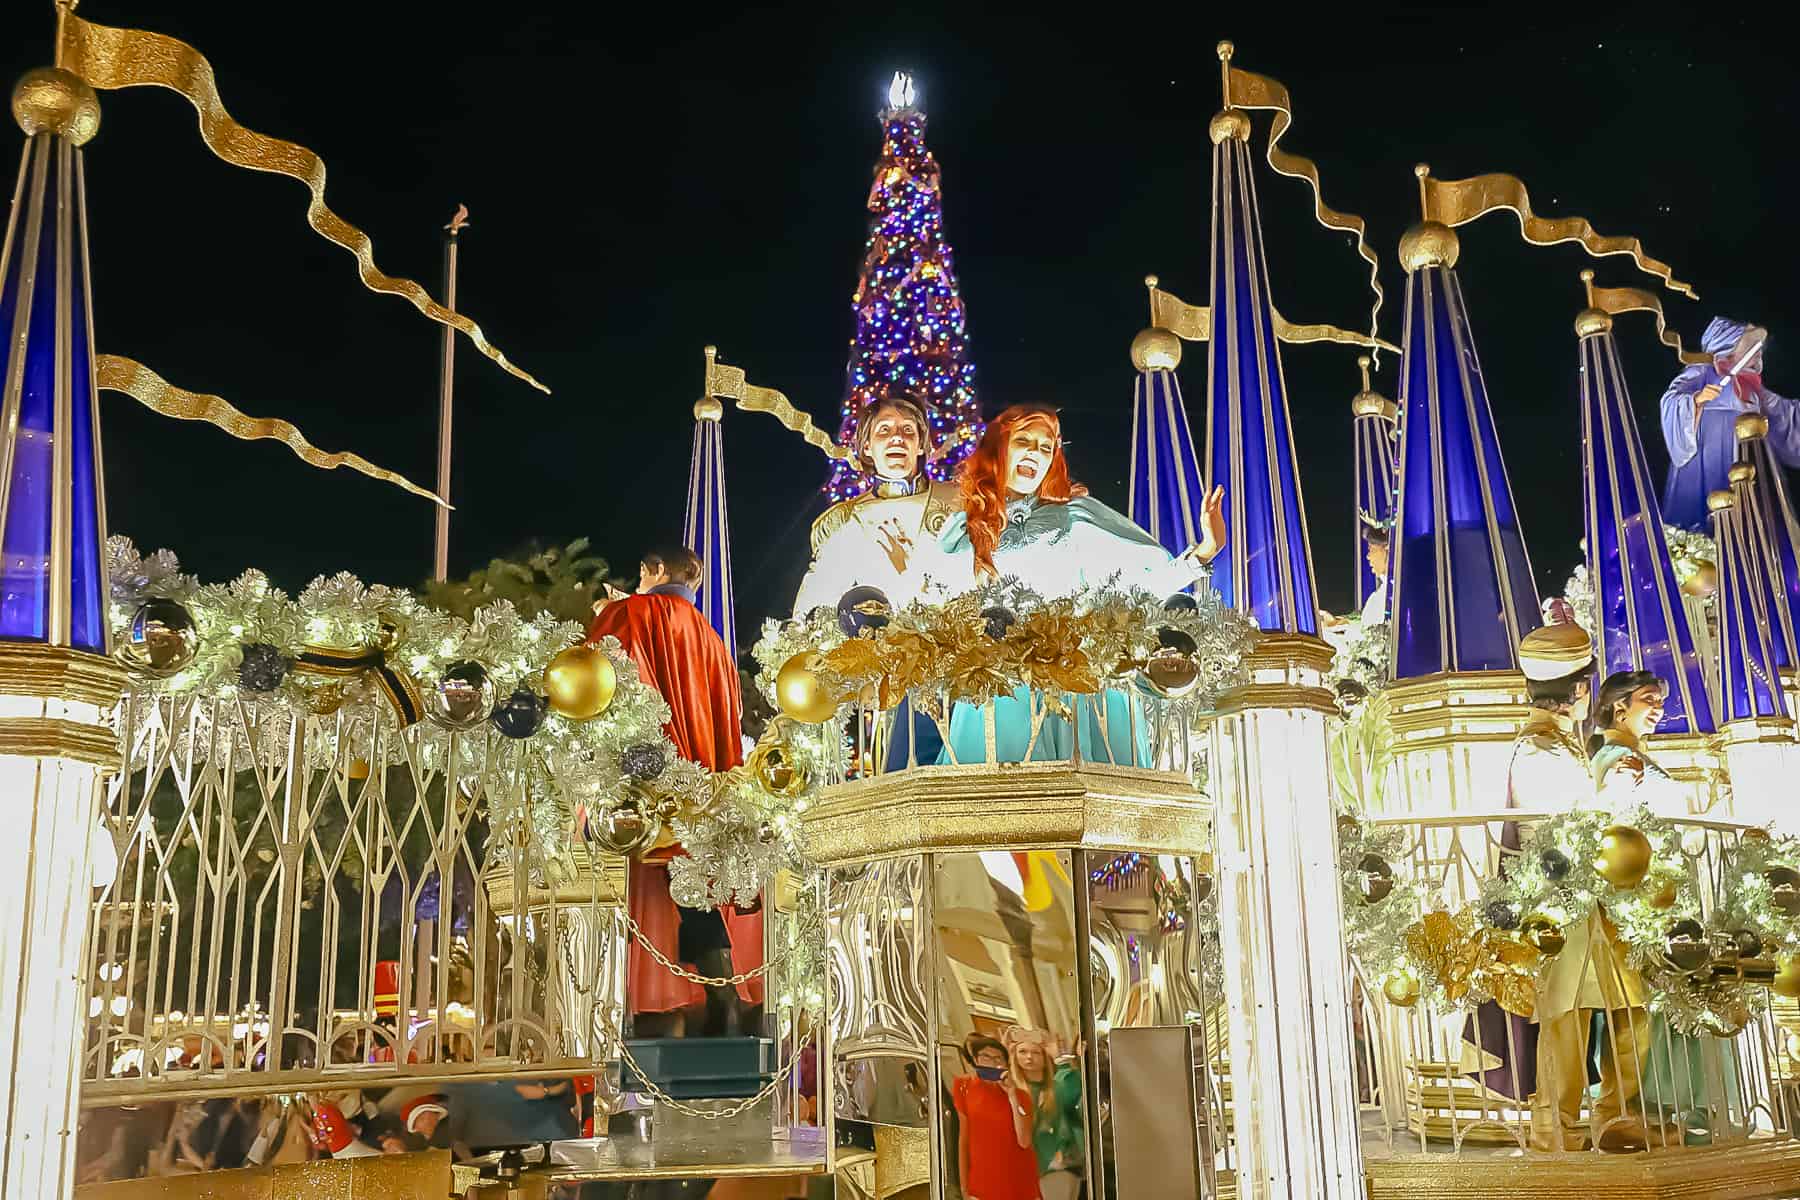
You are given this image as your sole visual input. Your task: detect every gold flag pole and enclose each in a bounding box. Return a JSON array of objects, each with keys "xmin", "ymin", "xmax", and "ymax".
[{"xmin": 433, "ymin": 205, "xmax": 469, "ymax": 583}]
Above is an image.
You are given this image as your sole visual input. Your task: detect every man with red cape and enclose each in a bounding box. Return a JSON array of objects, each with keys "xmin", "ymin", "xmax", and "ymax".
[{"xmin": 586, "ymin": 544, "xmax": 762, "ymax": 1035}]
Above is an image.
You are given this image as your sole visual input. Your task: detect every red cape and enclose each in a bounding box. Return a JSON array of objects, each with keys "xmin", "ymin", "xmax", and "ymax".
[{"xmin": 588, "ymin": 593, "xmax": 743, "ymax": 771}]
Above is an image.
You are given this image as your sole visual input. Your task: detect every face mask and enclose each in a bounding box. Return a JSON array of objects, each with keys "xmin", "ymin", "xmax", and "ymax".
[{"xmin": 974, "ymin": 1065, "xmax": 1005, "ymax": 1082}]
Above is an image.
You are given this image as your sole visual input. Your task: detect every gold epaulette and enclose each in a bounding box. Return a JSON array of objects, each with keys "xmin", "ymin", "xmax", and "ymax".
[{"xmin": 810, "ymin": 497, "xmax": 862, "ymax": 555}]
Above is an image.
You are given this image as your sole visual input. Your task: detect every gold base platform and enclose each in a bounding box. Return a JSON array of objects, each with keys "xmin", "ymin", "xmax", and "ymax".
[
  {"xmin": 451, "ymin": 1130, "xmax": 829, "ymax": 1190},
  {"xmin": 801, "ymin": 761, "xmax": 1210, "ymax": 865},
  {"xmin": 1366, "ymin": 1139, "xmax": 1800, "ymax": 1200},
  {"xmin": 75, "ymin": 1150, "xmax": 450, "ymax": 1199}
]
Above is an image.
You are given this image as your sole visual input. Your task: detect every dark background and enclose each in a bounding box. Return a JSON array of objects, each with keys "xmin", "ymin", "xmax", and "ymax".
[{"xmin": 5, "ymin": 4, "xmax": 1791, "ymax": 641}]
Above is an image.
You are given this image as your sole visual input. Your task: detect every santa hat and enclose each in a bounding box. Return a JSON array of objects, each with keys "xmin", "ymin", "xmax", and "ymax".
[
  {"xmin": 402, "ymin": 1094, "xmax": 448, "ymax": 1133},
  {"xmin": 305, "ymin": 1099, "xmax": 379, "ymax": 1159}
]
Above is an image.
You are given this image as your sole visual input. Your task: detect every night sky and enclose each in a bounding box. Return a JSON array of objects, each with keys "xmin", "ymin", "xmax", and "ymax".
[{"xmin": 4, "ymin": 6, "xmax": 1792, "ymax": 644}]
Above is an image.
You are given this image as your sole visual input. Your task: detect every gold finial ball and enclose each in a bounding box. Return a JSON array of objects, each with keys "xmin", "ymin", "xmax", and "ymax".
[
  {"xmin": 1351, "ymin": 391, "xmax": 1395, "ymax": 420},
  {"xmin": 1729, "ymin": 462, "xmax": 1757, "ymax": 486},
  {"xmin": 1209, "ymin": 109, "xmax": 1250, "ymax": 145},
  {"xmin": 1144, "ymin": 274, "xmax": 1159, "ymax": 288},
  {"xmin": 1707, "ymin": 489, "xmax": 1735, "ymax": 513},
  {"xmin": 694, "ymin": 396, "xmax": 724, "ymax": 422},
  {"xmin": 1573, "ymin": 308, "xmax": 1614, "ymax": 338},
  {"xmin": 1216, "ymin": 40, "xmax": 1235, "ymax": 61},
  {"xmin": 1130, "ymin": 326, "xmax": 1182, "ymax": 371},
  {"xmin": 12, "ymin": 67, "xmax": 100, "ymax": 145},
  {"xmin": 1737, "ymin": 413, "xmax": 1770, "ymax": 441},
  {"xmin": 1398, "ymin": 221, "xmax": 1459, "ymax": 272}
]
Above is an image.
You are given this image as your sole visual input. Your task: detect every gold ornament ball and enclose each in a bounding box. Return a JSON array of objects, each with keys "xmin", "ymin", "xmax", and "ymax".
[
  {"xmin": 1522, "ymin": 913, "xmax": 1566, "ymax": 958},
  {"xmin": 1773, "ymin": 956, "xmax": 1800, "ymax": 1000},
  {"xmin": 12, "ymin": 67, "xmax": 100, "ymax": 145},
  {"xmin": 1130, "ymin": 325, "xmax": 1182, "ymax": 372},
  {"xmin": 542, "ymin": 643, "xmax": 619, "ymax": 720},
  {"xmin": 749, "ymin": 741, "xmax": 809, "ymax": 799},
  {"xmin": 1765, "ymin": 866, "xmax": 1800, "ymax": 917},
  {"xmin": 119, "ymin": 598, "xmax": 200, "ymax": 678},
  {"xmin": 306, "ymin": 682, "xmax": 347, "ymax": 716},
  {"xmin": 1382, "ymin": 970, "xmax": 1420, "ymax": 1007},
  {"xmin": 1398, "ymin": 220, "xmax": 1460, "ymax": 272},
  {"xmin": 694, "ymin": 396, "xmax": 724, "ymax": 422},
  {"xmin": 774, "ymin": 653, "xmax": 838, "ymax": 724},
  {"xmin": 1664, "ymin": 919, "xmax": 1709, "ymax": 973},
  {"xmin": 374, "ymin": 611, "xmax": 409, "ymax": 653},
  {"xmin": 589, "ymin": 791, "xmax": 658, "ymax": 857},
  {"xmin": 1680, "ymin": 560, "xmax": 1719, "ymax": 598},
  {"xmin": 1743, "ymin": 827, "xmax": 1772, "ymax": 843},
  {"xmin": 1595, "ymin": 824, "xmax": 1653, "ymax": 889},
  {"xmin": 1357, "ymin": 853, "xmax": 1395, "ymax": 904},
  {"xmin": 1208, "ymin": 108, "xmax": 1250, "ymax": 145},
  {"xmin": 1143, "ymin": 646, "xmax": 1202, "ymax": 699},
  {"xmin": 1645, "ymin": 876, "xmax": 1679, "ymax": 910}
]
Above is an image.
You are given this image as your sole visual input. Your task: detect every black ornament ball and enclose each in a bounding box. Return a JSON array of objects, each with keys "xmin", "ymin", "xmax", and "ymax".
[
  {"xmin": 1163, "ymin": 593, "xmax": 1199, "ymax": 613},
  {"xmin": 1539, "ymin": 848, "xmax": 1572, "ymax": 882},
  {"xmin": 490, "ymin": 686, "xmax": 549, "ymax": 739},
  {"xmin": 1733, "ymin": 929, "xmax": 1764, "ymax": 961},
  {"xmin": 1483, "ymin": 901, "xmax": 1521, "ymax": 931},
  {"xmin": 237, "ymin": 642, "xmax": 291, "ymax": 693},
  {"xmin": 837, "ymin": 586, "xmax": 892, "ymax": 638},
  {"xmin": 620, "ymin": 742, "xmax": 668, "ymax": 782},
  {"xmin": 981, "ymin": 605, "xmax": 1018, "ymax": 640}
]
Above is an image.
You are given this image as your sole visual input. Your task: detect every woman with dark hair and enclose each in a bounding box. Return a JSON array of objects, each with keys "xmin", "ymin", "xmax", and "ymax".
[
  {"xmin": 1589, "ymin": 669, "xmax": 1742, "ymax": 1140},
  {"xmin": 953, "ymin": 1033, "xmax": 1040, "ymax": 1200},
  {"xmin": 932, "ymin": 405, "xmax": 1226, "ymax": 765}
]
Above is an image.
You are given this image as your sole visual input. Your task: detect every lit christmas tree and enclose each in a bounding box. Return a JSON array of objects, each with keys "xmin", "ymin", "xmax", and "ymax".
[{"xmin": 829, "ymin": 72, "xmax": 982, "ymax": 499}]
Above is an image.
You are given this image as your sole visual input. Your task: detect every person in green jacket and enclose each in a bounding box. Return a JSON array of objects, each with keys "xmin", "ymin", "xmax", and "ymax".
[{"xmin": 1008, "ymin": 1029, "xmax": 1084, "ymax": 1200}]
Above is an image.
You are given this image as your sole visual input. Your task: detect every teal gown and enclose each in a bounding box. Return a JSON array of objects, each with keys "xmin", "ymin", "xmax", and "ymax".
[{"xmin": 931, "ymin": 496, "xmax": 1209, "ymax": 769}]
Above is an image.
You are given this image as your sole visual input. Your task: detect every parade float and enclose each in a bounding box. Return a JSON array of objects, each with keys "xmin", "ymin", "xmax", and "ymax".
[{"xmin": 3, "ymin": 6, "xmax": 1800, "ymax": 1200}]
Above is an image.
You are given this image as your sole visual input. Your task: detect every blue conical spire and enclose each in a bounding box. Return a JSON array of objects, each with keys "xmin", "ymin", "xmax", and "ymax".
[
  {"xmin": 1575, "ymin": 288, "xmax": 1716, "ymax": 734},
  {"xmin": 1127, "ymin": 290, "xmax": 1208, "ymax": 562},
  {"xmin": 1388, "ymin": 196, "xmax": 1539, "ymax": 679},
  {"xmin": 1350, "ymin": 355, "xmax": 1397, "ymax": 609},
  {"xmin": 0, "ymin": 69, "xmax": 109, "ymax": 653},
  {"xmin": 1709, "ymin": 487, "xmax": 1789, "ymax": 723},
  {"xmin": 1733, "ymin": 416, "xmax": 1800, "ymax": 672},
  {"xmin": 1202, "ymin": 109, "xmax": 1318, "ymax": 634},
  {"xmin": 683, "ymin": 392, "xmax": 735, "ymax": 660}
]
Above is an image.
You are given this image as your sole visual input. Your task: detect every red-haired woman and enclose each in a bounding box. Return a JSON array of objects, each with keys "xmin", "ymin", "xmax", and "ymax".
[{"xmin": 932, "ymin": 405, "xmax": 1225, "ymax": 764}]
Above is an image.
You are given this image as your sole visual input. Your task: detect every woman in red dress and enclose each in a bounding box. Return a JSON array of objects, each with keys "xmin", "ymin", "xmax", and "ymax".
[{"xmin": 953, "ymin": 1034, "xmax": 1040, "ymax": 1200}]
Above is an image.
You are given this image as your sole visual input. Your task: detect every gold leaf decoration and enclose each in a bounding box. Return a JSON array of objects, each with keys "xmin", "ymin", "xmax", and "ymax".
[
  {"xmin": 60, "ymin": 14, "xmax": 548, "ymax": 393},
  {"xmin": 97, "ymin": 354, "xmax": 445, "ymax": 504},
  {"xmin": 1403, "ymin": 906, "xmax": 1542, "ymax": 1017},
  {"xmin": 1421, "ymin": 170, "xmax": 1696, "ymax": 299}
]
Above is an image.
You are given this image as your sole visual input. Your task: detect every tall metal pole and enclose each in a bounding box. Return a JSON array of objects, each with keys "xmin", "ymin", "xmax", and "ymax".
[{"xmin": 433, "ymin": 205, "xmax": 468, "ymax": 582}]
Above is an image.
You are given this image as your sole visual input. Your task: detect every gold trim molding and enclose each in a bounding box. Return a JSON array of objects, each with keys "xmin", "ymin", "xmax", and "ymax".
[
  {"xmin": 0, "ymin": 716, "xmax": 121, "ymax": 768},
  {"xmin": 0, "ymin": 640, "xmax": 126, "ymax": 707},
  {"xmin": 483, "ymin": 843, "xmax": 626, "ymax": 915},
  {"xmin": 801, "ymin": 762, "xmax": 1212, "ymax": 865},
  {"xmin": 1385, "ymin": 670, "xmax": 1530, "ymax": 751},
  {"xmin": 1367, "ymin": 1140, "xmax": 1800, "ymax": 1200}
]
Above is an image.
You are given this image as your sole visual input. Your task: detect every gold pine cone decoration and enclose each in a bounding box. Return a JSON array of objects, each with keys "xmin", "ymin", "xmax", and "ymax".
[
  {"xmin": 1773, "ymin": 956, "xmax": 1800, "ymax": 1000},
  {"xmin": 1382, "ymin": 970, "xmax": 1420, "ymax": 1007},
  {"xmin": 775, "ymin": 653, "xmax": 838, "ymax": 724},
  {"xmin": 1595, "ymin": 824, "xmax": 1652, "ymax": 889},
  {"xmin": 543, "ymin": 643, "xmax": 619, "ymax": 720}
]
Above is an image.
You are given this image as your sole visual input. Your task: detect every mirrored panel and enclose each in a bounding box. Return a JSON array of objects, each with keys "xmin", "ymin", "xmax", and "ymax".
[{"xmin": 934, "ymin": 850, "xmax": 1088, "ymax": 1200}]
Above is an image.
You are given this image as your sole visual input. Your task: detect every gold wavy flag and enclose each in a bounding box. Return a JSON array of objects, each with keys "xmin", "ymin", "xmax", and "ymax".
[
  {"xmin": 1148, "ymin": 282, "xmax": 1398, "ymax": 354},
  {"xmin": 59, "ymin": 14, "xmax": 549, "ymax": 394},
  {"xmin": 97, "ymin": 354, "xmax": 447, "ymax": 505},
  {"xmin": 1420, "ymin": 170, "xmax": 1697, "ymax": 299},
  {"xmin": 703, "ymin": 347, "xmax": 850, "ymax": 461},
  {"xmin": 1591, "ymin": 284, "xmax": 1711, "ymax": 364},
  {"xmin": 1225, "ymin": 64, "xmax": 1385, "ymax": 349}
]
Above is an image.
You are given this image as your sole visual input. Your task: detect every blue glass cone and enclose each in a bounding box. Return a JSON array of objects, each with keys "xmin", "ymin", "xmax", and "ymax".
[
  {"xmin": 1579, "ymin": 328, "xmax": 1716, "ymax": 733},
  {"xmin": 1353, "ymin": 407, "xmax": 1397, "ymax": 609},
  {"xmin": 1733, "ymin": 428, "xmax": 1800, "ymax": 671},
  {"xmin": 1390, "ymin": 261, "xmax": 1539, "ymax": 679},
  {"xmin": 1203, "ymin": 131, "xmax": 1318, "ymax": 634},
  {"xmin": 0, "ymin": 134, "xmax": 110, "ymax": 652},
  {"xmin": 1128, "ymin": 366, "xmax": 1209, "ymax": 561},
  {"xmin": 1711, "ymin": 494, "xmax": 1789, "ymax": 723},
  {"xmin": 683, "ymin": 417, "xmax": 736, "ymax": 660}
]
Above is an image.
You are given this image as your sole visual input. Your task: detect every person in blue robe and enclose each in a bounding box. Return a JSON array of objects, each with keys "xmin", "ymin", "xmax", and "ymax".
[
  {"xmin": 923, "ymin": 404, "xmax": 1225, "ymax": 768},
  {"xmin": 1661, "ymin": 317, "xmax": 1799, "ymax": 529}
]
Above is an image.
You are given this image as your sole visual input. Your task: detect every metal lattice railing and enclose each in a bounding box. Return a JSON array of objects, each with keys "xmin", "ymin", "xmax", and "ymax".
[{"xmin": 83, "ymin": 692, "xmax": 625, "ymax": 1106}]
